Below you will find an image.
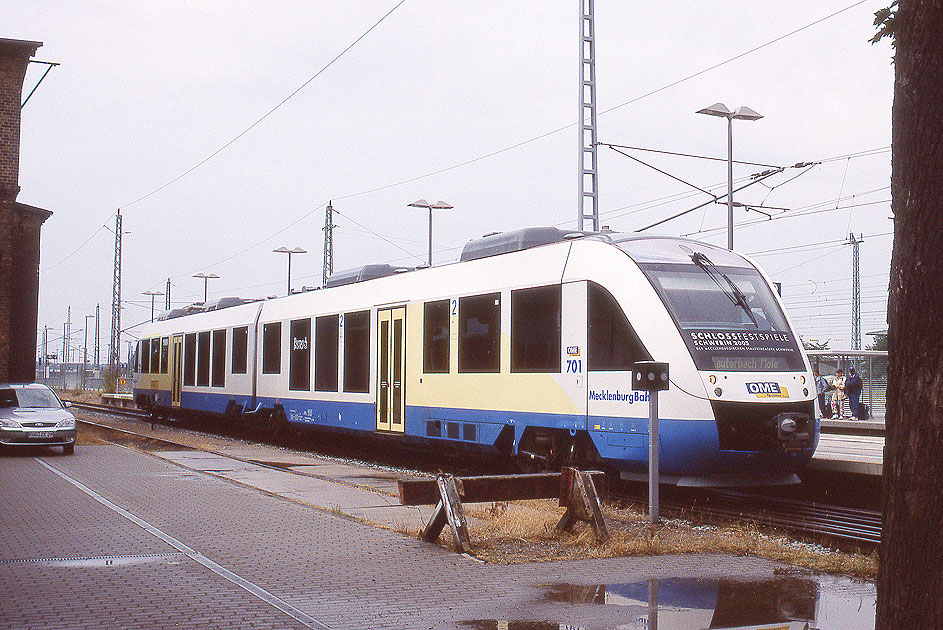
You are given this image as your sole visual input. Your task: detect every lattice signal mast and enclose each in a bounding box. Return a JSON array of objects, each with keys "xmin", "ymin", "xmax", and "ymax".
[
  {"xmin": 94, "ymin": 303, "xmax": 100, "ymax": 367},
  {"xmin": 323, "ymin": 201, "xmax": 335, "ymax": 286},
  {"xmin": 849, "ymin": 233, "xmax": 863, "ymax": 350},
  {"xmin": 578, "ymin": 0, "xmax": 599, "ymax": 232},
  {"xmin": 109, "ymin": 209, "xmax": 122, "ymax": 373}
]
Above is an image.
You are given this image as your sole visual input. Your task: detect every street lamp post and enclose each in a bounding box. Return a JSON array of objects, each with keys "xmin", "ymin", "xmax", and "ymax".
[
  {"xmin": 696, "ymin": 103, "xmax": 763, "ymax": 251},
  {"xmin": 143, "ymin": 290, "xmax": 164, "ymax": 322},
  {"xmin": 192, "ymin": 273, "xmax": 219, "ymax": 304},
  {"xmin": 273, "ymin": 247, "xmax": 307, "ymax": 296},
  {"xmin": 407, "ymin": 199, "xmax": 453, "ymax": 266}
]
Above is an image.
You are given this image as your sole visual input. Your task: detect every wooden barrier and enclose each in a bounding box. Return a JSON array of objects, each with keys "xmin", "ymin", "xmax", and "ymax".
[{"xmin": 398, "ymin": 469, "xmax": 609, "ymax": 553}]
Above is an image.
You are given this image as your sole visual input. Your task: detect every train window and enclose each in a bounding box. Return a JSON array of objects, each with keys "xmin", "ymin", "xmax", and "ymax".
[
  {"xmin": 212, "ymin": 329, "xmax": 226, "ymax": 387},
  {"xmin": 588, "ymin": 282, "xmax": 651, "ymax": 371},
  {"xmin": 511, "ymin": 285, "xmax": 561, "ymax": 373},
  {"xmin": 423, "ymin": 300, "xmax": 450, "ymax": 373},
  {"xmin": 141, "ymin": 339, "xmax": 151, "ymax": 374},
  {"xmin": 343, "ymin": 311, "xmax": 370, "ymax": 393},
  {"xmin": 160, "ymin": 337, "xmax": 170, "ymax": 374},
  {"xmin": 197, "ymin": 331, "xmax": 211, "ymax": 386},
  {"xmin": 262, "ymin": 322, "xmax": 282, "ymax": 374},
  {"xmin": 231, "ymin": 326, "xmax": 248, "ymax": 374},
  {"xmin": 315, "ymin": 314, "xmax": 339, "ymax": 392},
  {"xmin": 150, "ymin": 338, "xmax": 161, "ymax": 377},
  {"xmin": 459, "ymin": 293, "xmax": 501, "ymax": 373},
  {"xmin": 289, "ymin": 318, "xmax": 311, "ymax": 391},
  {"xmin": 184, "ymin": 333, "xmax": 196, "ymax": 385}
]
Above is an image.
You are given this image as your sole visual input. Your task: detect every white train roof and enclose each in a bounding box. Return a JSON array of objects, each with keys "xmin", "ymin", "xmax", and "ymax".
[{"xmin": 136, "ymin": 228, "xmax": 761, "ymax": 336}]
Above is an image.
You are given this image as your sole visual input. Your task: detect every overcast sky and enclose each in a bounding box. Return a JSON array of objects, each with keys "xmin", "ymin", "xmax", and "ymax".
[{"xmin": 7, "ymin": 1, "xmax": 895, "ymax": 360}]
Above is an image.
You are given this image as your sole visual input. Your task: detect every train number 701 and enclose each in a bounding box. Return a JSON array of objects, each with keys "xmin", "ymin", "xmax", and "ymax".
[{"xmin": 566, "ymin": 359, "xmax": 582, "ymax": 374}]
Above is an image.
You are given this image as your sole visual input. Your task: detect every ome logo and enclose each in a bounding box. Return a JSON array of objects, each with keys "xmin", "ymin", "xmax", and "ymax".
[{"xmin": 746, "ymin": 382, "xmax": 789, "ymax": 398}]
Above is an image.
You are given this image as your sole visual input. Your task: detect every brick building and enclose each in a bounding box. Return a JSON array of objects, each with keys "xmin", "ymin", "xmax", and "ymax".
[{"xmin": 1, "ymin": 38, "xmax": 51, "ymax": 383}]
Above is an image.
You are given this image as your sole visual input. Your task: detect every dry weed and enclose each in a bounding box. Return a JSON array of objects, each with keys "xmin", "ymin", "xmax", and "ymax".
[{"xmin": 465, "ymin": 499, "xmax": 877, "ymax": 578}]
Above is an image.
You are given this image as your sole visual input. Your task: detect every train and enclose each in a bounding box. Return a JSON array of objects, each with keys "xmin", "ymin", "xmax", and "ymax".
[{"xmin": 132, "ymin": 226, "xmax": 819, "ymax": 486}]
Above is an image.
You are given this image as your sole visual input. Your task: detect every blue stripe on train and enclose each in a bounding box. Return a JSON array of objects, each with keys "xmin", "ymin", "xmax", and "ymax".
[{"xmin": 134, "ymin": 387, "xmax": 813, "ymax": 476}]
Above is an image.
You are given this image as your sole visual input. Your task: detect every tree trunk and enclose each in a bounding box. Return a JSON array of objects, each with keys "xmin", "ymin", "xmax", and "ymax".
[{"xmin": 877, "ymin": 1, "xmax": 943, "ymax": 627}]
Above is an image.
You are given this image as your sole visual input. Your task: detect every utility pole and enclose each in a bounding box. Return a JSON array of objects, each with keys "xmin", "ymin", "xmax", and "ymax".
[
  {"xmin": 94, "ymin": 303, "xmax": 100, "ymax": 368},
  {"xmin": 578, "ymin": 0, "xmax": 599, "ymax": 232},
  {"xmin": 323, "ymin": 201, "xmax": 335, "ymax": 286},
  {"xmin": 848, "ymin": 233, "xmax": 863, "ymax": 350},
  {"xmin": 165, "ymin": 278, "xmax": 171, "ymax": 311},
  {"xmin": 61, "ymin": 317, "xmax": 67, "ymax": 389},
  {"xmin": 42, "ymin": 326, "xmax": 48, "ymax": 381},
  {"xmin": 109, "ymin": 209, "xmax": 122, "ymax": 376},
  {"xmin": 65, "ymin": 306, "xmax": 71, "ymax": 364}
]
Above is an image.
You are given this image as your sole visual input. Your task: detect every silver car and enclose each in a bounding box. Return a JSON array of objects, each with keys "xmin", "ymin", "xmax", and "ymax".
[{"xmin": 0, "ymin": 383, "xmax": 77, "ymax": 455}]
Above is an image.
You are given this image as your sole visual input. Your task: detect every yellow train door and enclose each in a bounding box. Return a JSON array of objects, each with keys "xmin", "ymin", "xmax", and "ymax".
[{"xmin": 376, "ymin": 307, "xmax": 406, "ymax": 433}]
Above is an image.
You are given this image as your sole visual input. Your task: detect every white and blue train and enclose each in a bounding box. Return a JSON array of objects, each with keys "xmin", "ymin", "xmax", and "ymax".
[{"xmin": 132, "ymin": 227, "xmax": 818, "ymax": 486}]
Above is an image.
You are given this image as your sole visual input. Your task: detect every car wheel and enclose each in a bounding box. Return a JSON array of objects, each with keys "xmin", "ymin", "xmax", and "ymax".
[{"xmin": 62, "ymin": 444, "xmax": 74, "ymax": 455}]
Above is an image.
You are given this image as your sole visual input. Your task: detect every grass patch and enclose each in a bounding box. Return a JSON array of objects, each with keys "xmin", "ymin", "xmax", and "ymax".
[{"xmin": 459, "ymin": 499, "xmax": 877, "ymax": 578}]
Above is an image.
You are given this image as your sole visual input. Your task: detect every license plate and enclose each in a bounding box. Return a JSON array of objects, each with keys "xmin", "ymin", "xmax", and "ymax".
[{"xmin": 33, "ymin": 432, "xmax": 54, "ymax": 439}]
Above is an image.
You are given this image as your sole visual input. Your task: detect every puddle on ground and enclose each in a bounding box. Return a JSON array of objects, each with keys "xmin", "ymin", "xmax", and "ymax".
[{"xmin": 463, "ymin": 574, "xmax": 875, "ymax": 629}]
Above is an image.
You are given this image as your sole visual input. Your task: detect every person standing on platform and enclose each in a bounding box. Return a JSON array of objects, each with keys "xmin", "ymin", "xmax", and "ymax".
[
  {"xmin": 832, "ymin": 369, "xmax": 847, "ymax": 417},
  {"xmin": 814, "ymin": 369, "xmax": 831, "ymax": 418},
  {"xmin": 846, "ymin": 366, "xmax": 863, "ymax": 419}
]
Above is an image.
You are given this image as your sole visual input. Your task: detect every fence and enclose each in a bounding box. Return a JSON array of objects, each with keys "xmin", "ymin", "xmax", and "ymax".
[
  {"xmin": 805, "ymin": 350, "xmax": 888, "ymax": 420},
  {"xmin": 35, "ymin": 363, "xmax": 133, "ymax": 394}
]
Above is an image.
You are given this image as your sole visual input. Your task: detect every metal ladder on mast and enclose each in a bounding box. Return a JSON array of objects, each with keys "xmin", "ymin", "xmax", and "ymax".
[{"xmin": 578, "ymin": 0, "xmax": 599, "ymax": 232}]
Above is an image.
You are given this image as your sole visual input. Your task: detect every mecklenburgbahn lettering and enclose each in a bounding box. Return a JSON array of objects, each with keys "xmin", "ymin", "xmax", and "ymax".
[{"xmin": 589, "ymin": 390, "xmax": 650, "ymax": 404}]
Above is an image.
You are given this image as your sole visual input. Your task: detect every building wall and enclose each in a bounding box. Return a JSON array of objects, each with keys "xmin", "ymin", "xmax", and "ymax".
[{"xmin": 0, "ymin": 39, "xmax": 48, "ymax": 383}]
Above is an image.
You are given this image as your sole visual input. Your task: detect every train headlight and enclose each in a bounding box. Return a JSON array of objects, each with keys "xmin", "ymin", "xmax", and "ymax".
[
  {"xmin": 709, "ymin": 375, "xmax": 717, "ymax": 384},
  {"xmin": 800, "ymin": 375, "xmax": 807, "ymax": 384},
  {"xmin": 803, "ymin": 388, "xmax": 809, "ymax": 397},
  {"xmin": 713, "ymin": 387, "xmax": 723, "ymax": 397}
]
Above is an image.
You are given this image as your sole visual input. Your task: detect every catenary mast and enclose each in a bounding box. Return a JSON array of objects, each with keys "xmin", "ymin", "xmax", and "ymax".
[{"xmin": 578, "ymin": 0, "xmax": 599, "ymax": 231}]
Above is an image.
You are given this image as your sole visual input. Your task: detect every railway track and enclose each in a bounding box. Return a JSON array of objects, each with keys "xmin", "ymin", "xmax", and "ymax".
[
  {"xmin": 613, "ymin": 484, "xmax": 882, "ymax": 550},
  {"xmin": 70, "ymin": 400, "xmax": 150, "ymax": 420},
  {"xmin": 73, "ymin": 400, "xmax": 882, "ymax": 550}
]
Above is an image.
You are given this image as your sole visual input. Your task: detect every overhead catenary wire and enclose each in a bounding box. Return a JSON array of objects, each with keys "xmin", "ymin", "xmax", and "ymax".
[
  {"xmin": 50, "ymin": 1, "xmax": 877, "ymax": 290},
  {"xmin": 121, "ymin": 1, "xmax": 406, "ymax": 210},
  {"xmin": 41, "ymin": 2, "xmax": 406, "ymax": 278}
]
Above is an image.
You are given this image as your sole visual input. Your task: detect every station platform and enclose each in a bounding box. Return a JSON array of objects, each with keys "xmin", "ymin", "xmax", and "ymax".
[
  {"xmin": 810, "ymin": 420, "xmax": 885, "ymax": 476},
  {"xmin": 0, "ymin": 416, "xmax": 876, "ymax": 629}
]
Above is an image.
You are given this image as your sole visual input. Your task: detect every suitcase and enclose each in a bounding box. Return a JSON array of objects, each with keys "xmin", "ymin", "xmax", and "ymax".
[{"xmin": 857, "ymin": 403, "xmax": 870, "ymax": 421}]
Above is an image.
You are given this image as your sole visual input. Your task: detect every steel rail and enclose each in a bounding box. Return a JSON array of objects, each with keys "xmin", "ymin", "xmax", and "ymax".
[
  {"xmin": 69, "ymin": 400, "xmax": 150, "ymax": 420},
  {"xmin": 613, "ymin": 485, "xmax": 881, "ymax": 548}
]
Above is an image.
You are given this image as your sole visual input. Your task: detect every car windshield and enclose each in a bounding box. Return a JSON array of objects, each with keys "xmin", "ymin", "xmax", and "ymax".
[{"xmin": 5, "ymin": 388, "xmax": 62, "ymax": 409}]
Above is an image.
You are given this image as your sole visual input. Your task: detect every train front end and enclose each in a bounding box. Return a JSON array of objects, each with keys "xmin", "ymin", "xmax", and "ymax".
[{"xmin": 612, "ymin": 236, "xmax": 818, "ymax": 485}]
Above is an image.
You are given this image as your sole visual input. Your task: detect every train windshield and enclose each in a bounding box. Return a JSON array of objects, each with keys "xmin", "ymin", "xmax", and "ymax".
[{"xmin": 638, "ymin": 259, "xmax": 804, "ymax": 372}]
